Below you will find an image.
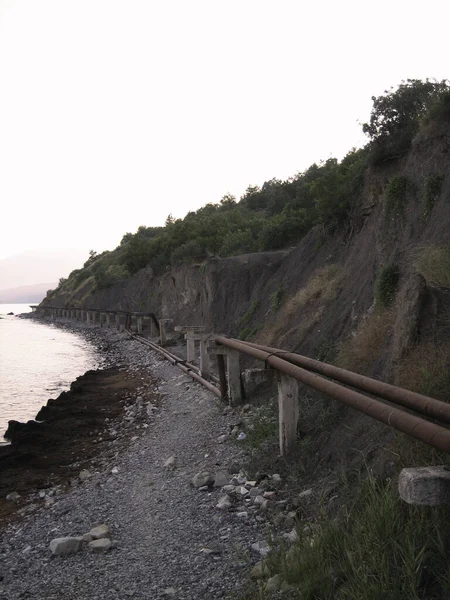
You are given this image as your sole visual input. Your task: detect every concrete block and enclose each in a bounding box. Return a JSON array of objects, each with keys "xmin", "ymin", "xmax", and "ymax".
[{"xmin": 398, "ymin": 466, "xmax": 450, "ymax": 505}]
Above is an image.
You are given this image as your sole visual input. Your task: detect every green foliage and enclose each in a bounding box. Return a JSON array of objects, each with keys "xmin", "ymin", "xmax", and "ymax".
[
  {"xmin": 238, "ymin": 326, "xmax": 260, "ymax": 341},
  {"xmin": 269, "ymin": 287, "xmax": 284, "ymax": 313},
  {"xmin": 260, "ymin": 476, "xmax": 450, "ymax": 600},
  {"xmin": 376, "ymin": 265, "xmax": 400, "ymax": 307},
  {"xmin": 239, "ymin": 300, "xmax": 260, "ymax": 327},
  {"xmin": 363, "ymin": 79, "xmax": 450, "ymax": 164},
  {"xmin": 385, "ymin": 176, "xmax": 410, "ymax": 218},
  {"xmin": 423, "ymin": 174, "xmax": 444, "ymax": 219},
  {"xmin": 316, "ymin": 339, "xmax": 337, "ymax": 363}
]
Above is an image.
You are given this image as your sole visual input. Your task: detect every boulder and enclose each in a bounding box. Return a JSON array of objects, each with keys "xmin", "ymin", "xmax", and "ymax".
[
  {"xmin": 88, "ymin": 538, "xmax": 112, "ymax": 553},
  {"xmin": 214, "ymin": 470, "xmax": 231, "ymax": 488},
  {"xmin": 87, "ymin": 524, "xmax": 111, "ymax": 540},
  {"xmin": 49, "ymin": 536, "xmax": 83, "ymax": 556},
  {"xmin": 192, "ymin": 471, "xmax": 214, "ymax": 488},
  {"xmin": 216, "ymin": 495, "xmax": 232, "ymax": 510}
]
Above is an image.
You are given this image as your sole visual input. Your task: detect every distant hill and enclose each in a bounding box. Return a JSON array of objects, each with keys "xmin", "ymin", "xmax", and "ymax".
[
  {"xmin": 0, "ymin": 282, "xmax": 57, "ymax": 303},
  {"xmin": 0, "ymin": 249, "xmax": 88, "ymax": 289}
]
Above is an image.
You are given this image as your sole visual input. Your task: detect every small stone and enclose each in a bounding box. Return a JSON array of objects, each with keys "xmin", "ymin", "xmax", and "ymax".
[
  {"xmin": 242, "ymin": 404, "xmax": 252, "ymax": 413},
  {"xmin": 236, "ymin": 511, "xmax": 248, "ymax": 518},
  {"xmin": 299, "ymin": 488, "xmax": 313, "ymax": 499},
  {"xmin": 38, "ymin": 491, "xmax": 46, "ymax": 499},
  {"xmin": 216, "ymin": 495, "xmax": 232, "ymax": 510},
  {"xmin": 285, "ymin": 511, "xmax": 298, "ymax": 528},
  {"xmin": 83, "ymin": 533, "xmax": 95, "ymax": 543},
  {"xmin": 88, "ymin": 524, "xmax": 111, "ymax": 540},
  {"xmin": 263, "ymin": 491, "xmax": 276, "ymax": 499},
  {"xmin": 221, "ymin": 485, "xmax": 235, "ymax": 493},
  {"xmin": 249, "ymin": 487, "xmax": 263, "ymax": 497},
  {"xmin": 245, "ymin": 481, "xmax": 257, "ymax": 487},
  {"xmin": 6, "ymin": 492, "xmax": 21, "ymax": 502},
  {"xmin": 88, "ymin": 538, "xmax": 112, "ymax": 553},
  {"xmin": 198, "ymin": 485, "xmax": 209, "ymax": 492},
  {"xmin": 192, "ymin": 471, "xmax": 214, "ymax": 488},
  {"xmin": 266, "ymin": 574, "xmax": 281, "ymax": 592},
  {"xmin": 237, "ymin": 486, "xmax": 249, "ymax": 497},
  {"xmin": 163, "ymin": 456, "xmax": 177, "ymax": 469},
  {"xmin": 282, "ymin": 528, "xmax": 299, "ymax": 544},
  {"xmin": 163, "ymin": 588, "xmax": 176, "ymax": 597},
  {"xmin": 272, "ymin": 474, "xmax": 282, "ymax": 483},
  {"xmin": 251, "ymin": 560, "xmax": 269, "ymax": 579},
  {"xmin": 111, "ymin": 467, "xmax": 119, "ymax": 474},
  {"xmin": 49, "ymin": 536, "xmax": 83, "ymax": 556},
  {"xmin": 217, "ymin": 434, "xmax": 228, "ymax": 444},
  {"xmin": 79, "ymin": 469, "xmax": 92, "ymax": 481},
  {"xmin": 251, "ymin": 541, "xmax": 271, "ymax": 556}
]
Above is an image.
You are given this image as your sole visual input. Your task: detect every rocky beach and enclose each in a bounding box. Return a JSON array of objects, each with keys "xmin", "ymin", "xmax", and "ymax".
[{"xmin": 0, "ymin": 317, "xmax": 297, "ymax": 599}]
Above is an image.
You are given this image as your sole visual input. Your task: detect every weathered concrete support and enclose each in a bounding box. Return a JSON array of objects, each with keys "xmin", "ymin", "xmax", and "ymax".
[
  {"xmin": 86, "ymin": 311, "xmax": 90, "ymax": 323},
  {"xmin": 106, "ymin": 313, "xmax": 111, "ymax": 328},
  {"xmin": 137, "ymin": 316, "xmax": 143, "ymax": 334},
  {"xmin": 115, "ymin": 313, "xmax": 120, "ymax": 330},
  {"xmin": 186, "ymin": 333, "xmax": 196, "ymax": 363},
  {"xmin": 150, "ymin": 319, "xmax": 158, "ymax": 337},
  {"xmin": 159, "ymin": 319, "xmax": 172, "ymax": 347},
  {"xmin": 398, "ymin": 466, "xmax": 450, "ymax": 506},
  {"xmin": 278, "ymin": 374, "xmax": 299, "ymax": 456},
  {"xmin": 227, "ymin": 350, "xmax": 242, "ymax": 406},
  {"xmin": 199, "ymin": 338, "xmax": 210, "ymax": 379}
]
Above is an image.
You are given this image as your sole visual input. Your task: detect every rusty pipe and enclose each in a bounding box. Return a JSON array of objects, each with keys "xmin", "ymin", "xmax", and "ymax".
[
  {"xmin": 238, "ymin": 339, "xmax": 450, "ymax": 425},
  {"xmin": 215, "ymin": 336, "xmax": 450, "ymax": 454}
]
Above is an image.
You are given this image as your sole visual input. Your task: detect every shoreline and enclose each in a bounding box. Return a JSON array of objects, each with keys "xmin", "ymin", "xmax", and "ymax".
[{"xmin": 0, "ymin": 316, "xmax": 161, "ymax": 528}]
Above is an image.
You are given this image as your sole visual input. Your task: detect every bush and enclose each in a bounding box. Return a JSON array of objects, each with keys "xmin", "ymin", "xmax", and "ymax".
[
  {"xmin": 423, "ymin": 174, "xmax": 443, "ymax": 219},
  {"xmin": 385, "ymin": 176, "xmax": 410, "ymax": 218},
  {"xmin": 375, "ymin": 265, "xmax": 400, "ymax": 307}
]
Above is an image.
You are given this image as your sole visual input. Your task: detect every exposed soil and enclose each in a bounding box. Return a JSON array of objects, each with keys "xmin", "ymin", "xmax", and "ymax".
[{"xmin": 0, "ymin": 367, "xmax": 154, "ymax": 528}]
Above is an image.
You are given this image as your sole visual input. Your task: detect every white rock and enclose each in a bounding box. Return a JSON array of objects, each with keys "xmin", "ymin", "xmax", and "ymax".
[
  {"xmin": 192, "ymin": 471, "xmax": 214, "ymax": 488},
  {"xmin": 216, "ymin": 495, "xmax": 232, "ymax": 510},
  {"xmin": 251, "ymin": 541, "xmax": 271, "ymax": 556},
  {"xmin": 111, "ymin": 467, "xmax": 119, "ymax": 474},
  {"xmin": 79, "ymin": 469, "xmax": 92, "ymax": 481},
  {"xmin": 88, "ymin": 524, "xmax": 111, "ymax": 540},
  {"xmin": 282, "ymin": 528, "xmax": 299, "ymax": 544},
  {"xmin": 88, "ymin": 538, "xmax": 112, "ymax": 553},
  {"xmin": 236, "ymin": 511, "xmax": 248, "ymax": 518},
  {"xmin": 163, "ymin": 456, "xmax": 177, "ymax": 469},
  {"xmin": 299, "ymin": 488, "xmax": 313, "ymax": 499},
  {"xmin": 6, "ymin": 492, "xmax": 21, "ymax": 502},
  {"xmin": 49, "ymin": 536, "xmax": 83, "ymax": 556}
]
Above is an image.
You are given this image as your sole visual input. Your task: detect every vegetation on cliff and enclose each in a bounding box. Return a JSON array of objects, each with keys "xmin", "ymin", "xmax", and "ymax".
[{"xmin": 49, "ymin": 78, "xmax": 449, "ymax": 300}]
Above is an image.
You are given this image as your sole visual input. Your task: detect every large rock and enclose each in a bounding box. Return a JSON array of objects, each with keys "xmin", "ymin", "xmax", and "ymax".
[
  {"xmin": 49, "ymin": 536, "xmax": 83, "ymax": 555},
  {"xmin": 214, "ymin": 470, "xmax": 231, "ymax": 488},
  {"xmin": 251, "ymin": 560, "xmax": 269, "ymax": 579},
  {"xmin": 192, "ymin": 471, "xmax": 214, "ymax": 488},
  {"xmin": 88, "ymin": 538, "xmax": 112, "ymax": 553},
  {"xmin": 87, "ymin": 524, "xmax": 111, "ymax": 540},
  {"xmin": 216, "ymin": 495, "xmax": 232, "ymax": 510},
  {"xmin": 398, "ymin": 466, "xmax": 450, "ymax": 505}
]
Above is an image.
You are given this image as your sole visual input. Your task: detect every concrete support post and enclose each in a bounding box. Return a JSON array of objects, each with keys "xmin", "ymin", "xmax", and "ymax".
[
  {"xmin": 150, "ymin": 319, "xmax": 158, "ymax": 337},
  {"xmin": 278, "ymin": 374, "xmax": 299, "ymax": 456},
  {"xmin": 137, "ymin": 316, "xmax": 143, "ymax": 334},
  {"xmin": 227, "ymin": 350, "xmax": 242, "ymax": 406},
  {"xmin": 86, "ymin": 311, "xmax": 90, "ymax": 323},
  {"xmin": 115, "ymin": 314, "xmax": 120, "ymax": 330},
  {"xmin": 92, "ymin": 311, "xmax": 97, "ymax": 324},
  {"xmin": 186, "ymin": 333, "xmax": 196, "ymax": 363},
  {"xmin": 199, "ymin": 338, "xmax": 210, "ymax": 379},
  {"xmin": 106, "ymin": 313, "xmax": 111, "ymax": 328},
  {"xmin": 159, "ymin": 319, "xmax": 172, "ymax": 347}
]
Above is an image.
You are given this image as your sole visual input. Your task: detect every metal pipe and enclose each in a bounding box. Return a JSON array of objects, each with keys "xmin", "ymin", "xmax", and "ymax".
[
  {"xmin": 239, "ymin": 339, "xmax": 450, "ymax": 425},
  {"xmin": 215, "ymin": 336, "xmax": 450, "ymax": 454}
]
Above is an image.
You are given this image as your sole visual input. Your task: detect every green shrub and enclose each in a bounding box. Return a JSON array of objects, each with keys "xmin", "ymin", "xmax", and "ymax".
[
  {"xmin": 385, "ymin": 176, "xmax": 410, "ymax": 218},
  {"xmin": 376, "ymin": 265, "xmax": 400, "ymax": 307},
  {"xmin": 260, "ymin": 476, "xmax": 450, "ymax": 600},
  {"xmin": 423, "ymin": 174, "xmax": 444, "ymax": 219},
  {"xmin": 269, "ymin": 288, "xmax": 284, "ymax": 313},
  {"xmin": 239, "ymin": 300, "xmax": 260, "ymax": 328}
]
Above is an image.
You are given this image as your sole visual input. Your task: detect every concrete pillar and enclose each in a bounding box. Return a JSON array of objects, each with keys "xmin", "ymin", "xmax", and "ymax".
[
  {"xmin": 399, "ymin": 466, "xmax": 450, "ymax": 505},
  {"xmin": 115, "ymin": 314, "xmax": 120, "ymax": 330},
  {"xmin": 199, "ymin": 338, "xmax": 210, "ymax": 379},
  {"xmin": 137, "ymin": 316, "xmax": 143, "ymax": 334},
  {"xmin": 278, "ymin": 374, "xmax": 299, "ymax": 456},
  {"xmin": 159, "ymin": 319, "xmax": 172, "ymax": 346},
  {"xmin": 92, "ymin": 311, "xmax": 97, "ymax": 324},
  {"xmin": 227, "ymin": 350, "xmax": 242, "ymax": 406},
  {"xmin": 106, "ymin": 313, "xmax": 111, "ymax": 328},
  {"xmin": 150, "ymin": 319, "xmax": 158, "ymax": 337},
  {"xmin": 186, "ymin": 333, "xmax": 196, "ymax": 363},
  {"xmin": 86, "ymin": 311, "xmax": 90, "ymax": 323}
]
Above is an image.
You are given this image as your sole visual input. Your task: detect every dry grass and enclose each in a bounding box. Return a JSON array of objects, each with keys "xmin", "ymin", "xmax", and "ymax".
[
  {"xmin": 413, "ymin": 245, "xmax": 450, "ymax": 287},
  {"xmin": 259, "ymin": 265, "xmax": 342, "ymax": 345},
  {"xmin": 336, "ymin": 308, "xmax": 395, "ymax": 374},
  {"xmin": 395, "ymin": 341, "xmax": 450, "ymax": 402}
]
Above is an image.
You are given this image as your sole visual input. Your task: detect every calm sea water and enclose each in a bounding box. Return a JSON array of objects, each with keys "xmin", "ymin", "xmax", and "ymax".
[{"xmin": 0, "ymin": 304, "xmax": 100, "ymax": 439}]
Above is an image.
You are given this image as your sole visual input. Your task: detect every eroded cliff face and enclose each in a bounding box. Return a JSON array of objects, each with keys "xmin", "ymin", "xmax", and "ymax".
[{"xmin": 44, "ymin": 122, "xmax": 450, "ymax": 379}]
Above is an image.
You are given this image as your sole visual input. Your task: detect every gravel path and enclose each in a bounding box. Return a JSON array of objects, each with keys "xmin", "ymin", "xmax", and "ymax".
[{"xmin": 0, "ymin": 323, "xmax": 270, "ymax": 599}]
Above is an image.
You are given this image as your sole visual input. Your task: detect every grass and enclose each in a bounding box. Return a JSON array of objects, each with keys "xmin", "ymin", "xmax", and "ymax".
[
  {"xmin": 259, "ymin": 265, "xmax": 342, "ymax": 346},
  {"xmin": 268, "ymin": 287, "xmax": 284, "ymax": 313},
  {"xmin": 375, "ymin": 264, "xmax": 400, "ymax": 307},
  {"xmin": 336, "ymin": 308, "xmax": 395, "ymax": 374},
  {"xmin": 422, "ymin": 174, "xmax": 443, "ymax": 219},
  {"xmin": 414, "ymin": 245, "xmax": 450, "ymax": 287},
  {"xmin": 243, "ymin": 475, "xmax": 450, "ymax": 600},
  {"xmin": 385, "ymin": 175, "xmax": 411, "ymax": 219}
]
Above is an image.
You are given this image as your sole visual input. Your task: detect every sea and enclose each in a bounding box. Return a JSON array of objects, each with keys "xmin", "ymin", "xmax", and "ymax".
[{"xmin": 0, "ymin": 304, "xmax": 100, "ymax": 440}]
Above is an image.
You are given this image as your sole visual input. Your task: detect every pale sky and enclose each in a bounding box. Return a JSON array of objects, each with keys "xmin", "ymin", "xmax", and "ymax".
[{"xmin": 0, "ymin": 0, "xmax": 448, "ymax": 261}]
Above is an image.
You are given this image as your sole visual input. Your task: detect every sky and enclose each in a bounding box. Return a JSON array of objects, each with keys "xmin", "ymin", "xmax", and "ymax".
[{"xmin": 0, "ymin": 0, "xmax": 448, "ymax": 266}]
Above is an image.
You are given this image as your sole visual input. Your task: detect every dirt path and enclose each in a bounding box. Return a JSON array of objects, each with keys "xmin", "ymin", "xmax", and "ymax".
[{"xmin": 0, "ymin": 326, "xmax": 268, "ymax": 599}]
